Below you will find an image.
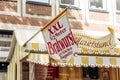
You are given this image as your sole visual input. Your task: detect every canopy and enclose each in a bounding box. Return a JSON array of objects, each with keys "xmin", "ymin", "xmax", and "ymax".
[
  {"xmin": 51, "ymin": 55, "xmax": 120, "ymax": 67},
  {"xmin": 15, "ymin": 29, "xmax": 49, "ymax": 65},
  {"xmin": 13, "ymin": 29, "xmax": 120, "ymax": 67},
  {"xmin": 72, "ymin": 29, "xmax": 120, "ymax": 55}
]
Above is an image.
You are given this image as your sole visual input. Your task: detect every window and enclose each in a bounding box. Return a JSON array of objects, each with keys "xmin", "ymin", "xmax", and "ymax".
[
  {"xmin": 82, "ymin": 67, "xmax": 99, "ymax": 79},
  {"xmin": 89, "ymin": 0, "xmax": 107, "ymax": 11},
  {"xmin": 116, "ymin": 0, "xmax": 120, "ymax": 12},
  {"xmin": 0, "ymin": 30, "xmax": 13, "ymax": 47},
  {"xmin": 26, "ymin": 0, "xmax": 50, "ymax": 6},
  {"xmin": 60, "ymin": 0, "xmax": 80, "ymax": 8},
  {"xmin": 9, "ymin": 0, "xmax": 17, "ymax": 1},
  {"xmin": 0, "ymin": 62, "xmax": 9, "ymax": 72}
]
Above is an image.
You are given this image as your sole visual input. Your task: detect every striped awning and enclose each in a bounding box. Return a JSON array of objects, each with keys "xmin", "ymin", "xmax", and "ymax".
[
  {"xmin": 75, "ymin": 47, "xmax": 120, "ymax": 55},
  {"xmin": 27, "ymin": 53, "xmax": 49, "ymax": 65},
  {"xmin": 15, "ymin": 29, "xmax": 48, "ymax": 65},
  {"xmin": 14, "ymin": 29, "xmax": 120, "ymax": 67},
  {"xmin": 15, "ymin": 29, "xmax": 46, "ymax": 51},
  {"xmin": 51, "ymin": 56, "xmax": 120, "ymax": 67},
  {"xmin": 15, "ymin": 29, "xmax": 120, "ymax": 55}
]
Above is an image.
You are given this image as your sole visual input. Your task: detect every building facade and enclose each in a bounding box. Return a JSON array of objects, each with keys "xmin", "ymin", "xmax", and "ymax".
[{"xmin": 0, "ymin": 0, "xmax": 120, "ymax": 80}]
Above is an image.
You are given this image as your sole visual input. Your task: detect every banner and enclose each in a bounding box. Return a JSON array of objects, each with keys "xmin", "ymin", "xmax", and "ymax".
[
  {"xmin": 74, "ymin": 30, "xmax": 116, "ymax": 51},
  {"xmin": 41, "ymin": 9, "xmax": 77, "ymax": 62}
]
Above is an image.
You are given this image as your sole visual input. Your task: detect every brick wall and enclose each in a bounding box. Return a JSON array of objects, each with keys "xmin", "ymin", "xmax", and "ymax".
[
  {"xmin": 0, "ymin": 1, "xmax": 17, "ymax": 12},
  {"xmin": 0, "ymin": 14, "xmax": 50, "ymax": 26},
  {"xmin": 26, "ymin": 3, "xmax": 51, "ymax": 16},
  {"xmin": 0, "ymin": 1, "xmax": 120, "ymax": 32}
]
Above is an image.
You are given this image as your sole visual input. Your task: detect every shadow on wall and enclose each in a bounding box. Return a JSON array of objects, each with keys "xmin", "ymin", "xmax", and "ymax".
[
  {"xmin": 0, "ymin": 1, "xmax": 50, "ymax": 27},
  {"xmin": 0, "ymin": 1, "xmax": 84, "ymax": 29},
  {"xmin": 67, "ymin": 9, "xmax": 82, "ymax": 20},
  {"xmin": 0, "ymin": 14, "xmax": 50, "ymax": 27},
  {"xmin": 66, "ymin": 9, "xmax": 84, "ymax": 29},
  {"xmin": 70, "ymin": 21, "xmax": 83, "ymax": 29},
  {"xmin": 0, "ymin": 1, "xmax": 17, "ymax": 12}
]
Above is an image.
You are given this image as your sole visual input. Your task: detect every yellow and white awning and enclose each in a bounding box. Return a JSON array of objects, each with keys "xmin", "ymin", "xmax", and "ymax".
[
  {"xmin": 51, "ymin": 56, "xmax": 120, "ymax": 67},
  {"xmin": 75, "ymin": 47, "xmax": 120, "ymax": 55},
  {"xmin": 15, "ymin": 29, "xmax": 48, "ymax": 65},
  {"xmin": 27, "ymin": 53, "xmax": 49, "ymax": 65},
  {"xmin": 14, "ymin": 29, "xmax": 120, "ymax": 67},
  {"xmin": 15, "ymin": 29, "xmax": 46, "ymax": 51}
]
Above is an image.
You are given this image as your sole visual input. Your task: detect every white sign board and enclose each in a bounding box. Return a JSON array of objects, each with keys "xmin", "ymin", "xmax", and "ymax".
[{"xmin": 41, "ymin": 9, "xmax": 77, "ymax": 62}]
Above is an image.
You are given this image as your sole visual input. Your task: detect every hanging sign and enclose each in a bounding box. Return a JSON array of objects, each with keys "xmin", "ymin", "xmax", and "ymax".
[
  {"xmin": 75, "ymin": 31, "xmax": 116, "ymax": 50},
  {"xmin": 41, "ymin": 9, "xmax": 77, "ymax": 62}
]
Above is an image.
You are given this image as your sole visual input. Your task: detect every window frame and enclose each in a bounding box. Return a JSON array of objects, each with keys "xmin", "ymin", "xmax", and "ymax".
[
  {"xmin": 9, "ymin": 0, "xmax": 17, "ymax": 1},
  {"xmin": 59, "ymin": 0, "xmax": 81, "ymax": 9},
  {"xmin": 89, "ymin": 0, "xmax": 107, "ymax": 12},
  {"xmin": 26, "ymin": 0, "xmax": 50, "ymax": 6}
]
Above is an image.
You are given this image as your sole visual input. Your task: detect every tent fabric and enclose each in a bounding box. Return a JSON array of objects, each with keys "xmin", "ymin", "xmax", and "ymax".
[
  {"xmin": 15, "ymin": 29, "xmax": 45, "ymax": 47},
  {"xmin": 14, "ymin": 29, "xmax": 120, "ymax": 67},
  {"xmin": 27, "ymin": 53, "xmax": 49, "ymax": 65},
  {"xmin": 51, "ymin": 56, "xmax": 120, "ymax": 67},
  {"xmin": 75, "ymin": 47, "xmax": 120, "ymax": 55},
  {"xmin": 15, "ymin": 29, "xmax": 48, "ymax": 65},
  {"xmin": 25, "ymin": 43, "xmax": 46, "ymax": 52},
  {"xmin": 73, "ymin": 30, "xmax": 120, "ymax": 55},
  {"xmin": 15, "ymin": 29, "xmax": 120, "ymax": 55}
]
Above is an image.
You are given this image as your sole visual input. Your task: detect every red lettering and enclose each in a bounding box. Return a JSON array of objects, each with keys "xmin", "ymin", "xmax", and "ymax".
[
  {"xmin": 47, "ymin": 42, "xmax": 55, "ymax": 55},
  {"xmin": 48, "ymin": 27, "xmax": 54, "ymax": 34},
  {"xmin": 57, "ymin": 22, "xmax": 63, "ymax": 29},
  {"xmin": 52, "ymin": 24, "xmax": 58, "ymax": 32},
  {"xmin": 47, "ymin": 31, "xmax": 76, "ymax": 55},
  {"xmin": 48, "ymin": 21, "xmax": 63, "ymax": 35}
]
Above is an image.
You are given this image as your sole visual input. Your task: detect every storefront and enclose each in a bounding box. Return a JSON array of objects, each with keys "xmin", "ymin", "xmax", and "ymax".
[
  {"xmin": 6, "ymin": 28, "xmax": 120, "ymax": 80},
  {"xmin": 6, "ymin": 29, "xmax": 49, "ymax": 80}
]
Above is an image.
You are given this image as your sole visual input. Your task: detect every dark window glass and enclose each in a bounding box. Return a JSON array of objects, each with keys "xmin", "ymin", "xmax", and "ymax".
[
  {"xmin": 89, "ymin": 0, "xmax": 107, "ymax": 11},
  {"xmin": 61, "ymin": 0, "xmax": 74, "ymax": 5},
  {"xmin": 27, "ymin": 0, "xmax": 49, "ymax": 3},
  {"xmin": 90, "ymin": 0, "xmax": 103, "ymax": 9},
  {"xmin": 0, "ymin": 62, "xmax": 9, "ymax": 72},
  {"xmin": 116, "ymin": 0, "xmax": 120, "ymax": 11},
  {"xmin": 60, "ymin": 0, "xmax": 80, "ymax": 8},
  {"xmin": 82, "ymin": 67, "xmax": 99, "ymax": 79}
]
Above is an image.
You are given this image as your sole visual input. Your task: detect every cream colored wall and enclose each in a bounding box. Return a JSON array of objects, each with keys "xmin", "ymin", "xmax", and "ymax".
[
  {"xmin": 7, "ymin": 42, "xmax": 21, "ymax": 80},
  {"xmin": 7, "ymin": 43, "xmax": 17, "ymax": 80}
]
